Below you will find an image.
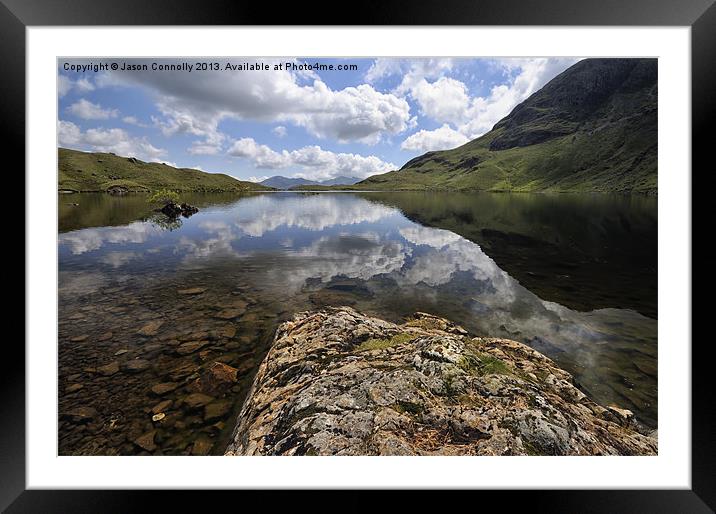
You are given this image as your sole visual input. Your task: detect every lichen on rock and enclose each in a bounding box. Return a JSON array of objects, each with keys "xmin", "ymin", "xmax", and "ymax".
[{"xmin": 225, "ymin": 307, "xmax": 656, "ymax": 456}]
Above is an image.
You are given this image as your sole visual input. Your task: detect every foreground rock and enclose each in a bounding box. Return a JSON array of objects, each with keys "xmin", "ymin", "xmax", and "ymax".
[{"xmin": 226, "ymin": 307, "xmax": 657, "ymax": 456}]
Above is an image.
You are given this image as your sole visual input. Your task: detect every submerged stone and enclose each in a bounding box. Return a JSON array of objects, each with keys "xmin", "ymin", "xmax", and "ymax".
[
  {"xmin": 189, "ymin": 362, "xmax": 238, "ymax": 395},
  {"xmin": 151, "ymin": 399, "xmax": 173, "ymax": 414},
  {"xmin": 214, "ymin": 308, "xmax": 245, "ymax": 320},
  {"xmin": 123, "ymin": 359, "xmax": 151, "ymax": 373},
  {"xmin": 204, "ymin": 399, "xmax": 233, "ymax": 422},
  {"xmin": 137, "ymin": 320, "xmax": 163, "ymax": 336},
  {"xmin": 97, "ymin": 361, "xmax": 120, "ymax": 376},
  {"xmin": 65, "ymin": 383, "xmax": 84, "ymax": 393},
  {"xmin": 182, "ymin": 393, "xmax": 214, "ymax": 410},
  {"xmin": 190, "ymin": 437, "xmax": 213, "ymax": 456},
  {"xmin": 65, "ymin": 406, "xmax": 98, "ymax": 423},
  {"xmin": 177, "ymin": 287, "xmax": 206, "ymax": 295},
  {"xmin": 176, "ymin": 340, "xmax": 210, "ymax": 355},
  {"xmin": 150, "ymin": 382, "xmax": 179, "ymax": 395},
  {"xmin": 134, "ymin": 430, "xmax": 157, "ymax": 452}
]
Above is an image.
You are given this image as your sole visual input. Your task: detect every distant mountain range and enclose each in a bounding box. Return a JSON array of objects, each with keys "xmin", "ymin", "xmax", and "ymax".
[
  {"xmin": 352, "ymin": 58, "xmax": 657, "ymax": 194},
  {"xmin": 259, "ymin": 175, "xmax": 362, "ymax": 189}
]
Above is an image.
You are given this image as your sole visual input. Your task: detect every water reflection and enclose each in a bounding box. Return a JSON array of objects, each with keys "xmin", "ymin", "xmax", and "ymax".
[
  {"xmin": 360, "ymin": 192, "xmax": 658, "ymax": 318},
  {"xmin": 233, "ymin": 194, "xmax": 397, "ymax": 236},
  {"xmin": 60, "ymin": 221, "xmax": 158, "ymax": 255},
  {"xmin": 59, "ymin": 192, "xmax": 658, "ymax": 438}
]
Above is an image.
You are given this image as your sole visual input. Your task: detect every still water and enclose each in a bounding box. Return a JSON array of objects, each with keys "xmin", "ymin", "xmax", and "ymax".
[{"xmin": 58, "ymin": 192, "xmax": 657, "ymax": 455}]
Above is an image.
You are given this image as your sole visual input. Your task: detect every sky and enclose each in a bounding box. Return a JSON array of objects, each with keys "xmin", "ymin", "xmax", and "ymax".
[{"xmin": 57, "ymin": 57, "xmax": 579, "ymax": 182}]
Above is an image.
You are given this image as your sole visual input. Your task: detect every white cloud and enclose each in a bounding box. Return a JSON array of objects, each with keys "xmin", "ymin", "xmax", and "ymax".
[
  {"xmin": 228, "ymin": 138, "xmax": 289, "ymax": 169},
  {"xmin": 122, "ymin": 115, "xmax": 148, "ymax": 127},
  {"xmin": 187, "ymin": 140, "xmax": 223, "ymax": 155},
  {"xmin": 227, "ymin": 137, "xmax": 396, "ymax": 181},
  {"xmin": 247, "ymin": 175, "xmax": 270, "ymax": 183},
  {"xmin": 401, "ymin": 124, "xmax": 469, "ymax": 153},
  {"xmin": 364, "ymin": 58, "xmax": 405, "ymax": 83},
  {"xmin": 58, "ymin": 76, "xmax": 95, "ymax": 97},
  {"xmin": 392, "ymin": 59, "xmax": 456, "ymax": 93},
  {"xmin": 410, "ymin": 77, "xmax": 470, "ymax": 125},
  {"xmin": 91, "ymin": 58, "xmax": 412, "ymax": 151},
  {"xmin": 456, "ymin": 58, "xmax": 580, "ymax": 138},
  {"xmin": 399, "ymin": 58, "xmax": 580, "ymax": 152},
  {"xmin": 58, "ymin": 75, "xmax": 72, "ymax": 97},
  {"xmin": 60, "ymin": 58, "xmax": 581, "ymax": 164},
  {"xmin": 58, "ymin": 120, "xmax": 167, "ymax": 162},
  {"xmin": 67, "ymin": 99, "xmax": 118, "ymax": 120},
  {"xmin": 287, "ymin": 82, "xmax": 411, "ymax": 144}
]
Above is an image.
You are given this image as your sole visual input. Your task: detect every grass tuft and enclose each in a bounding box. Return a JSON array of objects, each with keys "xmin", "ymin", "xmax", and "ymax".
[
  {"xmin": 458, "ymin": 352, "xmax": 512, "ymax": 376},
  {"xmin": 355, "ymin": 333, "xmax": 414, "ymax": 352}
]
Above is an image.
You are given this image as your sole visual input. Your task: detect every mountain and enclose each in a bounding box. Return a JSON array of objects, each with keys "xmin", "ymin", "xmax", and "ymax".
[
  {"xmin": 58, "ymin": 148, "xmax": 272, "ymax": 193},
  {"xmin": 260, "ymin": 175, "xmax": 363, "ymax": 189},
  {"xmin": 356, "ymin": 58, "xmax": 657, "ymax": 194},
  {"xmin": 318, "ymin": 176, "xmax": 362, "ymax": 186},
  {"xmin": 260, "ymin": 176, "xmax": 320, "ymax": 189}
]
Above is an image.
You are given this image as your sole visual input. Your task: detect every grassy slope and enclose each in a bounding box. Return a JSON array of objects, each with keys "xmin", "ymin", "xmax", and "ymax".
[
  {"xmin": 350, "ymin": 60, "xmax": 658, "ymax": 194},
  {"xmin": 358, "ymin": 123, "xmax": 656, "ymax": 193},
  {"xmin": 58, "ymin": 148, "xmax": 272, "ymax": 193}
]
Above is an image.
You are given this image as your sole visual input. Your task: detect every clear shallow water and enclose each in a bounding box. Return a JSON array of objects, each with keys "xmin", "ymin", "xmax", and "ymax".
[{"xmin": 58, "ymin": 192, "xmax": 657, "ymax": 455}]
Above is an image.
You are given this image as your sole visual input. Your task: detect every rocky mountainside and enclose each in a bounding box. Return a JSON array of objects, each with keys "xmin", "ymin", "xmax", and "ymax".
[
  {"xmin": 59, "ymin": 148, "xmax": 272, "ymax": 193},
  {"xmin": 357, "ymin": 58, "xmax": 657, "ymax": 193},
  {"xmin": 225, "ymin": 307, "xmax": 657, "ymax": 456}
]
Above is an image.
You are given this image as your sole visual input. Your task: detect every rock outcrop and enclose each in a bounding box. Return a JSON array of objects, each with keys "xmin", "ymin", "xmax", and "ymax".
[
  {"xmin": 225, "ymin": 307, "xmax": 657, "ymax": 456},
  {"xmin": 159, "ymin": 202, "xmax": 199, "ymax": 218}
]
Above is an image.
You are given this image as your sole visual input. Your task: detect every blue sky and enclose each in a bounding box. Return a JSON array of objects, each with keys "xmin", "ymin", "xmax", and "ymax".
[{"xmin": 58, "ymin": 57, "xmax": 578, "ymax": 182}]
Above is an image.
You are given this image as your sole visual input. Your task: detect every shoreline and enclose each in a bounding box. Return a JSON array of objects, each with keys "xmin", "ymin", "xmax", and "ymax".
[{"xmin": 59, "ymin": 188, "xmax": 658, "ymax": 196}]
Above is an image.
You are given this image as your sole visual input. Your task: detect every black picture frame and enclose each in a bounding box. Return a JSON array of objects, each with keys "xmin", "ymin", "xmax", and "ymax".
[{"xmin": 5, "ymin": 0, "xmax": 712, "ymax": 511}]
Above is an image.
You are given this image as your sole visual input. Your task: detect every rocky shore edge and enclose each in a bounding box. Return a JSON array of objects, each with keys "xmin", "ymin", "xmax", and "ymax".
[{"xmin": 225, "ymin": 307, "xmax": 657, "ymax": 456}]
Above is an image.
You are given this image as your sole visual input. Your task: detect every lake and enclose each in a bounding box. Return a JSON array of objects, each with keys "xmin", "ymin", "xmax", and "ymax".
[{"xmin": 58, "ymin": 192, "xmax": 658, "ymax": 455}]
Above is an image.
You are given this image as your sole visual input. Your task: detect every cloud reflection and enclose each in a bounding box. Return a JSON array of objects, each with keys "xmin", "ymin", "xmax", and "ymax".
[
  {"xmin": 59, "ymin": 222, "xmax": 158, "ymax": 255},
  {"xmin": 233, "ymin": 194, "xmax": 397, "ymax": 236}
]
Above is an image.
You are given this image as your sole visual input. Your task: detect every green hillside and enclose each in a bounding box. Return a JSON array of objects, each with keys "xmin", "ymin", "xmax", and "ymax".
[
  {"xmin": 58, "ymin": 148, "xmax": 272, "ymax": 193},
  {"xmin": 355, "ymin": 58, "xmax": 657, "ymax": 194}
]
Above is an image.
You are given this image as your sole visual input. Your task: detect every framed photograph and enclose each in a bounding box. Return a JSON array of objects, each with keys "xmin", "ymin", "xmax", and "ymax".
[{"xmin": 8, "ymin": 0, "xmax": 711, "ymax": 510}]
